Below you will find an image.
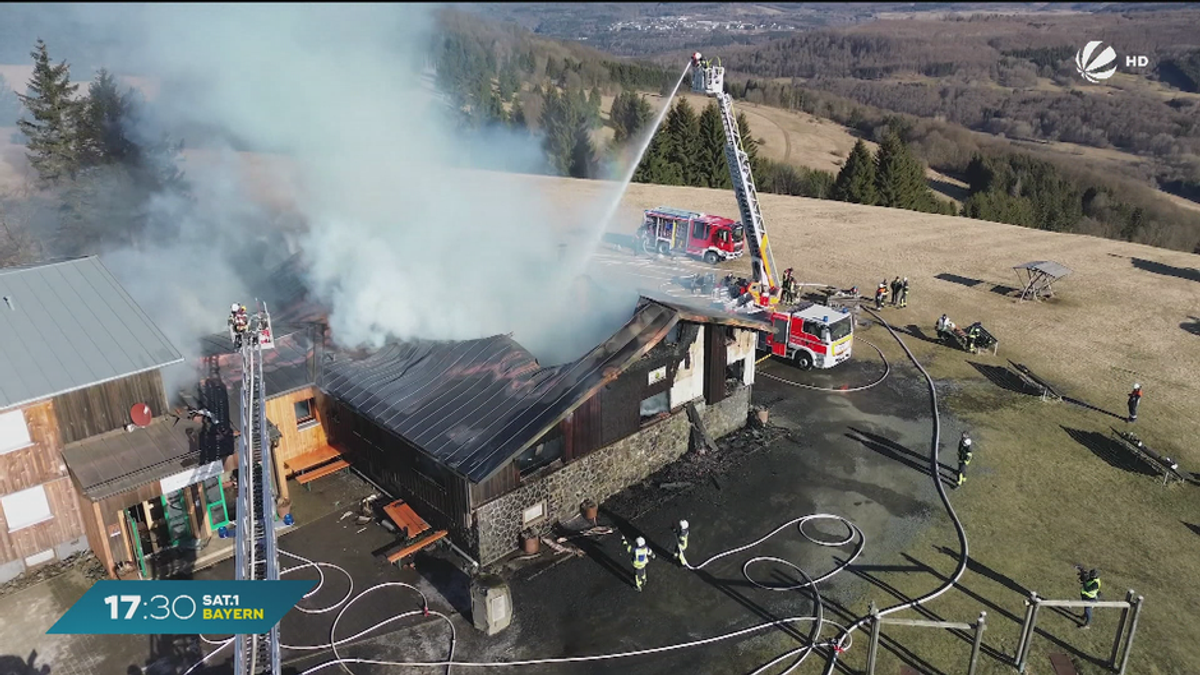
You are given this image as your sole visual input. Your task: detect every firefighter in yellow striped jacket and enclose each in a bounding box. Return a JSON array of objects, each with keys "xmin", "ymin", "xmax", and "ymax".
[{"xmin": 622, "ymin": 536, "xmax": 656, "ymax": 592}]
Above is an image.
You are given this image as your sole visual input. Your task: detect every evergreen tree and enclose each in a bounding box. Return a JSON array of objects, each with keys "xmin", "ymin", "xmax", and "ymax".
[
  {"xmin": 664, "ymin": 98, "xmax": 700, "ymax": 185},
  {"xmin": 735, "ymin": 112, "xmax": 760, "ymax": 177},
  {"xmin": 611, "ymin": 90, "xmax": 651, "ymax": 144},
  {"xmin": 0, "ymin": 75, "xmax": 21, "ymax": 126},
  {"xmin": 18, "ymin": 39, "xmax": 84, "ymax": 185},
  {"xmin": 587, "ymin": 86, "xmax": 602, "ymax": 128},
  {"xmin": 497, "ymin": 60, "xmax": 520, "ymax": 102},
  {"xmin": 77, "ymin": 69, "xmax": 136, "ymax": 168},
  {"xmin": 873, "ymin": 131, "xmax": 927, "ymax": 210},
  {"xmin": 698, "ymin": 102, "xmax": 729, "ymax": 189},
  {"xmin": 568, "ymin": 122, "xmax": 596, "ymax": 179},
  {"xmin": 510, "ymin": 100, "xmax": 527, "ymax": 130},
  {"xmin": 633, "ymin": 125, "xmax": 682, "ymax": 185},
  {"xmin": 831, "ymin": 140, "xmax": 877, "ymax": 205}
]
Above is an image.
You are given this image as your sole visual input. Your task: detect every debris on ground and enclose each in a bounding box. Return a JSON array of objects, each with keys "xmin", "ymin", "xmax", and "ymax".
[{"xmin": 0, "ymin": 552, "xmax": 107, "ymax": 599}]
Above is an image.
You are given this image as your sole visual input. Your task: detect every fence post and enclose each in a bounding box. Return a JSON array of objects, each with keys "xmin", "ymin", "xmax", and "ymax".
[
  {"xmin": 1018, "ymin": 594, "xmax": 1042, "ymax": 674},
  {"xmin": 1110, "ymin": 590, "xmax": 1134, "ymax": 669},
  {"xmin": 866, "ymin": 602, "xmax": 880, "ymax": 675},
  {"xmin": 1015, "ymin": 591, "xmax": 1037, "ymax": 668},
  {"xmin": 966, "ymin": 610, "xmax": 986, "ymax": 675},
  {"xmin": 1117, "ymin": 595, "xmax": 1143, "ymax": 675}
]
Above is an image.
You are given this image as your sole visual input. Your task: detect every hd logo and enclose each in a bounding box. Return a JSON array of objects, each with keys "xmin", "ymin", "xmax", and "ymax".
[{"xmin": 1074, "ymin": 41, "xmax": 1150, "ymax": 83}]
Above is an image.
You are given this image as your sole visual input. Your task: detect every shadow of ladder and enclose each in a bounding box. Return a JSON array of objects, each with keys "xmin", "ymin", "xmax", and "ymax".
[{"xmin": 685, "ymin": 402, "xmax": 720, "ymax": 455}]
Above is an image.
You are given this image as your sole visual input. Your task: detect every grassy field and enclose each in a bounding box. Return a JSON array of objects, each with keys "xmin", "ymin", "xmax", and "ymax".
[{"xmin": 527, "ymin": 172, "xmax": 1199, "ymax": 674}]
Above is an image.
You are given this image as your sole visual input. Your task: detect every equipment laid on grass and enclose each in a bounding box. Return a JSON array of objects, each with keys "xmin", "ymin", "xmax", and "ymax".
[
  {"xmin": 637, "ymin": 207, "xmax": 745, "ymax": 264},
  {"xmin": 1111, "ymin": 429, "xmax": 1185, "ymax": 486},
  {"xmin": 1014, "ymin": 260, "xmax": 1071, "ymax": 302},
  {"xmin": 1008, "ymin": 360, "xmax": 1064, "ymax": 401},
  {"xmin": 936, "ymin": 318, "xmax": 998, "ymax": 355}
]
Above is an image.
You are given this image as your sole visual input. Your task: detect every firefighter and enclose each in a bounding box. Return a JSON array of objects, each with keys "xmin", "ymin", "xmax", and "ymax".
[
  {"xmin": 1127, "ymin": 384, "xmax": 1142, "ymax": 422},
  {"xmin": 782, "ymin": 268, "xmax": 798, "ymax": 304},
  {"xmin": 955, "ymin": 431, "xmax": 973, "ymax": 487},
  {"xmin": 875, "ymin": 282, "xmax": 888, "ymax": 310},
  {"xmin": 899, "ymin": 277, "xmax": 909, "ymax": 308},
  {"xmin": 674, "ymin": 520, "xmax": 690, "ymax": 568},
  {"xmin": 622, "ymin": 535, "xmax": 656, "ymax": 591},
  {"xmin": 966, "ymin": 322, "xmax": 982, "ymax": 354},
  {"xmin": 890, "ymin": 276, "xmax": 902, "ymax": 306},
  {"xmin": 1075, "ymin": 566, "xmax": 1101, "ymax": 628},
  {"xmin": 229, "ymin": 303, "xmax": 249, "ymax": 349}
]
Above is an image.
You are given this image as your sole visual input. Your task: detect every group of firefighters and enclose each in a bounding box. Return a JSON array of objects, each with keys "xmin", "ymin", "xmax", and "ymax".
[
  {"xmin": 874, "ymin": 276, "xmax": 910, "ymax": 310},
  {"xmin": 621, "ymin": 520, "xmax": 689, "ymax": 592},
  {"xmin": 935, "ymin": 313, "xmax": 987, "ymax": 354}
]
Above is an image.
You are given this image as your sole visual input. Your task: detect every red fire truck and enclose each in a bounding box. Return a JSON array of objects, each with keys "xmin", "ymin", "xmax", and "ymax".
[
  {"xmin": 637, "ymin": 206, "xmax": 745, "ymax": 264},
  {"xmin": 758, "ymin": 301, "xmax": 854, "ymax": 370}
]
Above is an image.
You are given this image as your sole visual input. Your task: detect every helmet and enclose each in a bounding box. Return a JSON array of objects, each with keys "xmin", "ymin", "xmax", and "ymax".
[
  {"xmin": 1133, "ymin": 383, "xmax": 1141, "ymax": 390},
  {"xmin": 231, "ymin": 303, "xmax": 240, "ymax": 312},
  {"xmin": 679, "ymin": 520, "xmax": 689, "ymax": 530},
  {"xmin": 635, "ymin": 536, "xmax": 646, "ymax": 547},
  {"xmin": 963, "ymin": 438, "xmax": 972, "ymax": 446},
  {"xmin": 1089, "ymin": 568, "xmax": 1099, "ymax": 580},
  {"xmin": 903, "ymin": 277, "xmax": 908, "ymax": 282}
]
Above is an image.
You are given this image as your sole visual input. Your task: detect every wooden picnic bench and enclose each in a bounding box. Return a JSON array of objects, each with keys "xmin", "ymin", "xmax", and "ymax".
[
  {"xmin": 381, "ymin": 499, "xmax": 448, "ymax": 565},
  {"xmin": 285, "ymin": 445, "xmax": 350, "ymax": 489}
]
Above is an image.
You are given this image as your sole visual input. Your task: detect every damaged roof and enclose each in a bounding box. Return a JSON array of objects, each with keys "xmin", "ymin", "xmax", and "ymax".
[
  {"xmin": 0, "ymin": 256, "xmax": 183, "ymax": 411},
  {"xmin": 319, "ymin": 295, "xmax": 762, "ymax": 483}
]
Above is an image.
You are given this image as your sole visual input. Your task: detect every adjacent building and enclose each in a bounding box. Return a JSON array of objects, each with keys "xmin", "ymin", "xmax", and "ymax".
[{"xmin": 0, "ymin": 257, "xmax": 183, "ymax": 583}]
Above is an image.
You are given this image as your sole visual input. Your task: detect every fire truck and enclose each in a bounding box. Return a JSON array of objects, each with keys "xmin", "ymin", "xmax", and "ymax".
[
  {"xmin": 690, "ymin": 52, "xmax": 854, "ymax": 369},
  {"xmin": 759, "ymin": 301, "xmax": 854, "ymax": 370},
  {"xmin": 638, "ymin": 206, "xmax": 745, "ymax": 264}
]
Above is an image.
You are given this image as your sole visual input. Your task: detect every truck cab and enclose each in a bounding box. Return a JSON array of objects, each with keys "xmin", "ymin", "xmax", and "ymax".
[
  {"xmin": 639, "ymin": 206, "xmax": 745, "ymax": 264},
  {"xmin": 757, "ymin": 301, "xmax": 854, "ymax": 370}
]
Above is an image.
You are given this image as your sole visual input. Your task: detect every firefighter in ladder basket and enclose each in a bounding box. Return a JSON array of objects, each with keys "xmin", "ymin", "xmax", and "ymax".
[{"xmin": 229, "ymin": 303, "xmax": 249, "ymax": 349}]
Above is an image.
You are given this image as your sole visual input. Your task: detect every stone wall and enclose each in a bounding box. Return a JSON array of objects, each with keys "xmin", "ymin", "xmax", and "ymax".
[
  {"xmin": 474, "ymin": 414, "xmax": 690, "ymax": 566},
  {"xmin": 472, "ymin": 384, "xmax": 753, "ymax": 566},
  {"xmin": 700, "ymin": 383, "xmax": 752, "ymax": 440}
]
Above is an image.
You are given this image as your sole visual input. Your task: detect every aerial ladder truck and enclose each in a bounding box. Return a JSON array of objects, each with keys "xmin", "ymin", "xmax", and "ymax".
[
  {"xmin": 690, "ymin": 53, "xmax": 856, "ymax": 369},
  {"xmin": 228, "ymin": 302, "xmax": 283, "ymax": 675}
]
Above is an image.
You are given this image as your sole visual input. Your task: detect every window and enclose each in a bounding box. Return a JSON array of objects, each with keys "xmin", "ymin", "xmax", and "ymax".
[
  {"xmin": 772, "ymin": 316, "xmax": 790, "ymax": 344},
  {"xmin": 294, "ymin": 398, "xmax": 317, "ymax": 427},
  {"xmin": 522, "ymin": 501, "xmax": 545, "ymax": 526},
  {"xmin": 2, "ymin": 485, "xmax": 53, "ymax": 532},
  {"xmin": 0, "ymin": 409, "xmax": 33, "ymax": 455},
  {"xmin": 640, "ymin": 391, "xmax": 670, "ymax": 421},
  {"xmin": 731, "ymin": 225, "xmax": 745, "ymax": 242},
  {"xmin": 515, "ymin": 436, "xmax": 564, "ymax": 477},
  {"xmin": 828, "ymin": 316, "xmax": 853, "ymax": 342},
  {"xmin": 691, "ymin": 220, "xmax": 708, "ymax": 240}
]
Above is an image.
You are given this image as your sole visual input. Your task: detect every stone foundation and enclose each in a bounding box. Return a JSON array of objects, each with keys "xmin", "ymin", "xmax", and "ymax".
[{"xmin": 474, "ymin": 385, "xmax": 752, "ymax": 566}]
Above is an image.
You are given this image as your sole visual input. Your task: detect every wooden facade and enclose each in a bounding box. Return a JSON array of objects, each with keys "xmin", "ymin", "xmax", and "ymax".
[
  {"xmin": 265, "ymin": 386, "xmax": 329, "ymax": 502},
  {"xmin": 53, "ymin": 370, "xmax": 169, "ymax": 445},
  {"xmin": 0, "ymin": 399, "xmax": 88, "ymax": 566},
  {"xmin": 703, "ymin": 324, "xmax": 728, "ymax": 405}
]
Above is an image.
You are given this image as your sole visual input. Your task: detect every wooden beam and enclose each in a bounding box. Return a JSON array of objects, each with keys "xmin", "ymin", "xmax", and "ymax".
[
  {"xmin": 92, "ymin": 500, "xmax": 116, "ymax": 578},
  {"xmin": 1035, "ymin": 599, "xmax": 1132, "ymax": 609},
  {"xmin": 879, "ymin": 618, "xmax": 973, "ymax": 630}
]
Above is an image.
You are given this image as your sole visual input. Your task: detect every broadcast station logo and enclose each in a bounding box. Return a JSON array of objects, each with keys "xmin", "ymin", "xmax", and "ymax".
[{"xmin": 1074, "ymin": 41, "xmax": 1150, "ymax": 83}]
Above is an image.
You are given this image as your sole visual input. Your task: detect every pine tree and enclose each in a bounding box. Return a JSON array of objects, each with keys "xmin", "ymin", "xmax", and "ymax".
[
  {"xmin": 77, "ymin": 69, "xmax": 136, "ymax": 168},
  {"xmin": 698, "ymin": 102, "xmax": 729, "ymax": 189},
  {"xmin": 510, "ymin": 100, "xmax": 527, "ymax": 131},
  {"xmin": 873, "ymin": 131, "xmax": 927, "ymax": 210},
  {"xmin": 568, "ymin": 122, "xmax": 596, "ymax": 179},
  {"xmin": 664, "ymin": 98, "xmax": 700, "ymax": 185},
  {"xmin": 587, "ymin": 86, "xmax": 602, "ymax": 128},
  {"xmin": 831, "ymin": 140, "xmax": 877, "ymax": 205},
  {"xmin": 18, "ymin": 39, "xmax": 83, "ymax": 185},
  {"xmin": 735, "ymin": 112, "xmax": 760, "ymax": 178},
  {"xmin": 611, "ymin": 90, "xmax": 651, "ymax": 144},
  {"xmin": 633, "ymin": 126, "xmax": 682, "ymax": 185}
]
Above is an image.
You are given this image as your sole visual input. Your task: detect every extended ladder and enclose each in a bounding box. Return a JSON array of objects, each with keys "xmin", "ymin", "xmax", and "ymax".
[
  {"xmin": 234, "ymin": 303, "xmax": 281, "ymax": 675},
  {"xmin": 692, "ymin": 57, "xmax": 780, "ymax": 308}
]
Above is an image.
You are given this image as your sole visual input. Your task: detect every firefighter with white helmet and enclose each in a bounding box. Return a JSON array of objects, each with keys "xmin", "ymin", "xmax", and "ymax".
[
  {"xmin": 622, "ymin": 534, "xmax": 657, "ymax": 592},
  {"xmin": 1127, "ymin": 384, "xmax": 1142, "ymax": 422},
  {"xmin": 956, "ymin": 431, "xmax": 974, "ymax": 488},
  {"xmin": 228, "ymin": 302, "xmax": 249, "ymax": 349},
  {"xmin": 674, "ymin": 519, "xmax": 690, "ymax": 568}
]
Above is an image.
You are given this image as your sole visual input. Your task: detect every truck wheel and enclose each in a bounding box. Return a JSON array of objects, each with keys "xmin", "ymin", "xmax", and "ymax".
[
  {"xmin": 793, "ymin": 351, "xmax": 814, "ymax": 371},
  {"xmin": 657, "ymin": 242, "xmax": 671, "ymax": 257},
  {"xmin": 704, "ymin": 251, "xmax": 719, "ymax": 265},
  {"xmin": 641, "ymin": 238, "xmax": 656, "ymax": 255}
]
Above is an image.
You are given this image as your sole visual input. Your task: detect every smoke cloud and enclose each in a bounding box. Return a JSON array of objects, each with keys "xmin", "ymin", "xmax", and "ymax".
[{"xmin": 29, "ymin": 3, "xmax": 643, "ymax": 388}]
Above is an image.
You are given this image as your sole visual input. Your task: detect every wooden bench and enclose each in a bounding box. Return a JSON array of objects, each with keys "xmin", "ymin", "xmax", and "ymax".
[
  {"xmin": 381, "ymin": 499, "xmax": 446, "ymax": 565},
  {"xmin": 285, "ymin": 445, "xmax": 342, "ymax": 476},
  {"xmin": 1049, "ymin": 652, "xmax": 1079, "ymax": 675}
]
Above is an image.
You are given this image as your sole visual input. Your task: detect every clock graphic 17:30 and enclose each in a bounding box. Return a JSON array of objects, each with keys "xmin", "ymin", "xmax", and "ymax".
[{"xmin": 104, "ymin": 594, "xmax": 198, "ymax": 621}]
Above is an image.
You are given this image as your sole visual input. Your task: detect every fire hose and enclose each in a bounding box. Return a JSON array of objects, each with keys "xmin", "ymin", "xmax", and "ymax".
[{"xmin": 182, "ymin": 308, "xmax": 966, "ymax": 675}]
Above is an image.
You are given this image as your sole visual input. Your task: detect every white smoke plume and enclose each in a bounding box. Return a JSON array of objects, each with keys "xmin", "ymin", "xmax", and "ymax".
[{"xmin": 38, "ymin": 3, "xmax": 642, "ymax": 381}]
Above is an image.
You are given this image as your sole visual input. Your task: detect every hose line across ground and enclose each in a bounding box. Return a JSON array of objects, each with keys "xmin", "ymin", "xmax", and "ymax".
[{"xmin": 183, "ymin": 309, "xmax": 968, "ymax": 675}]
